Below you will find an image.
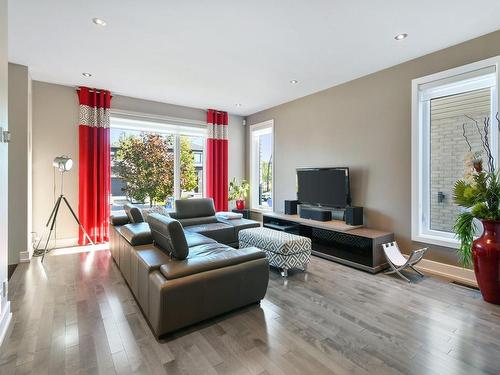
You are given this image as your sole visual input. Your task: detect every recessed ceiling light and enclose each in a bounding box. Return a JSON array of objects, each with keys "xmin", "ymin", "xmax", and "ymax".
[
  {"xmin": 82, "ymin": 72, "xmax": 92, "ymax": 77},
  {"xmin": 290, "ymin": 80, "xmax": 299, "ymax": 84},
  {"xmin": 394, "ymin": 33, "xmax": 408, "ymax": 41},
  {"xmin": 92, "ymin": 17, "xmax": 107, "ymax": 26}
]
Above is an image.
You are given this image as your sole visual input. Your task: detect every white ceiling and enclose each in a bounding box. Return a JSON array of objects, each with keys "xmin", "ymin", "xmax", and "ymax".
[{"xmin": 8, "ymin": 0, "xmax": 500, "ymax": 116}]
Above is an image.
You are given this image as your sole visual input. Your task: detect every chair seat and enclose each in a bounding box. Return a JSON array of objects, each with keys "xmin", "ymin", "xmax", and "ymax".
[
  {"xmin": 382, "ymin": 241, "xmax": 428, "ymax": 282},
  {"xmin": 388, "ymin": 251, "xmax": 408, "ymax": 267}
]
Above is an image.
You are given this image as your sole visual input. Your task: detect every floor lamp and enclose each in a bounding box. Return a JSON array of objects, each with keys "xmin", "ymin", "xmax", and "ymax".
[{"xmin": 34, "ymin": 156, "xmax": 94, "ymax": 262}]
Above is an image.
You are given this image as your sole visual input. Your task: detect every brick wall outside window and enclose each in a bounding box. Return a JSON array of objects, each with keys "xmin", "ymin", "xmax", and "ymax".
[{"xmin": 430, "ymin": 88, "xmax": 491, "ymax": 232}]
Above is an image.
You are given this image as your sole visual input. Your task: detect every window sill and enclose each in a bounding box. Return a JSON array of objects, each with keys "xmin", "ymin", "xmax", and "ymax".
[
  {"xmin": 249, "ymin": 207, "xmax": 273, "ymax": 214},
  {"xmin": 412, "ymin": 233, "xmax": 459, "ymax": 249}
]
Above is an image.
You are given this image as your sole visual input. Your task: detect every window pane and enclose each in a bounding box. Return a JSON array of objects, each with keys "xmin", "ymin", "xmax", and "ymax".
[
  {"xmin": 429, "ymin": 88, "xmax": 491, "ymax": 232},
  {"xmin": 110, "ymin": 128, "xmax": 175, "ymax": 210},
  {"xmin": 258, "ymin": 132, "xmax": 273, "ymax": 208},
  {"xmin": 180, "ymin": 135, "xmax": 204, "ymax": 199}
]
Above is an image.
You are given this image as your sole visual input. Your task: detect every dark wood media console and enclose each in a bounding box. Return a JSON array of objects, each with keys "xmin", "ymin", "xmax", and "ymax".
[{"xmin": 262, "ymin": 212, "xmax": 394, "ymax": 273}]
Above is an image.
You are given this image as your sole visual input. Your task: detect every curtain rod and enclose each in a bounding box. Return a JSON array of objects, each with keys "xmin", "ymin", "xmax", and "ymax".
[{"xmin": 75, "ymin": 87, "xmax": 109, "ymax": 93}]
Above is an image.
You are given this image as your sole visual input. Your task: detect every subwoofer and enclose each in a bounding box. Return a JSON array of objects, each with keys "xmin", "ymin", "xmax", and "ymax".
[
  {"xmin": 284, "ymin": 200, "xmax": 299, "ymax": 215},
  {"xmin": 345, "ymin": 206, "xmax": 363, "ymax": 225}
]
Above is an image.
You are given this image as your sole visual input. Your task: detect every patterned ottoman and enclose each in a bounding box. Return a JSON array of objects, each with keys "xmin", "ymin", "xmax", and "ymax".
[{"xmin": 239, "ymin": 227, "xmax": 311, "ymax": 277}]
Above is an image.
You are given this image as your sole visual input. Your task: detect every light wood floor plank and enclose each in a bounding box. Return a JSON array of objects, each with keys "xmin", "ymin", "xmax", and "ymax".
[{"xmin": 1, "ymin": 250, "xmax": 499, "ymax": 375}]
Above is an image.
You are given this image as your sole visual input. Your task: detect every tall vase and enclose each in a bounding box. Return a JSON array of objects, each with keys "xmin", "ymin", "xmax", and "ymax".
[{"xmin": 472, "ymin": 220, "xmax": 500, "ymax": 304}]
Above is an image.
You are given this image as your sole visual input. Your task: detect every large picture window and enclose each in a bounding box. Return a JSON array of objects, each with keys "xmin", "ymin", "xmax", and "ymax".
[
  {"xmin": 110, "ymin": 116, "xmax": 205, "ymax": 211},
  {"xmin": 412, "ymin": 57, "xmax": 500, "ymax": 248},
  {"xmin": 250, "ymin": 120, "xmax": 274, "ymax": 210}
]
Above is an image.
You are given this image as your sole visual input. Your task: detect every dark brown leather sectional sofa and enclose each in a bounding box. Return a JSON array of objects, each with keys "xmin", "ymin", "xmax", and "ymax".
[{"xmin": 110, "ymin": 198, "xmax": 269, "ymax": 338}]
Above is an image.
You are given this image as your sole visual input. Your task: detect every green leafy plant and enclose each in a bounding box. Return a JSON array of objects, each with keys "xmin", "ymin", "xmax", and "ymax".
[
  {"xmin": 179, "ymin": 136, "xmax": 198, "ymax": 194},
  {"xmin": 228, "ymin": 178, "xmax": 250, "ymax": 201},
  {"xmin": 115, "ymin": 133, "xmax": 198, "ymax": 206},
  {"xmin": 453, "ymin": 114, "xmax": 500, "ymax": 267}
]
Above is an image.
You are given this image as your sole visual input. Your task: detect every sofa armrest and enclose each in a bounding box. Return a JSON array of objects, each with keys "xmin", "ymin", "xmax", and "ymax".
[
  {"xmin": 120, "ymin": 223, "xmax": 153, "ymax": 246},
  {"xmin": 110, "ymin": 213, "xmax": 130, "ymax": 226}
]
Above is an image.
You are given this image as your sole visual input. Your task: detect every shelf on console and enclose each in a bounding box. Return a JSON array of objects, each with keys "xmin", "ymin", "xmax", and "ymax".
[{"xmin": 263, "ymin": 212, "xmax": 362, "ymax": 232}]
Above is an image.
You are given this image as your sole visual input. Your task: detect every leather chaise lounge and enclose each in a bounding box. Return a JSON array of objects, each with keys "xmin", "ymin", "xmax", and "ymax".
[
  {"xmin": 109, "ymin": 199, "xmax": 268, "ymax": 337},
  {"xmin": 170, "ymin": 198, "xmax": 261, "ymax": 247}
]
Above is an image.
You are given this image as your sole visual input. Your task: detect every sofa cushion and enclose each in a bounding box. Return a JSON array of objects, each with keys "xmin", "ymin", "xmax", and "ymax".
[
  {"xmin": 176, "ymin": 216, "xmax": 218, "ymax": 227},
  {"xmin": 120, "ymin": 222, "xmax": 152, "ymax": 246},
  {"xmin": 148, "ymin": 213, "xmax": 189, "ymax": 260},
  {"xmin": 124, "ymin": 203, "xmax": 145, "ymax": 223},
  {"xmin": 174, "ymin": 198, "xmax": 216, "ymax": 219},
  {"xmin": 185, "ymin": 231, "xmax": 217, "ymax": 247},
  {"xmin": 217, "ymin": 218, "xmax": 260, "ymax": 234},
  {"xmin": 183, "ymin": 222, "xmax": 235, "ymax": 244},
  {"xmin": 159, "ymin": 245, "xmax": 266, "ymax": 280}
]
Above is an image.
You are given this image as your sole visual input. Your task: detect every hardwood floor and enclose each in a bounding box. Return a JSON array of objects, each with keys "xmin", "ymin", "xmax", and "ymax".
[{"xmin": 1, "ymin": 250, "xmax": 499, "ymax": 375}]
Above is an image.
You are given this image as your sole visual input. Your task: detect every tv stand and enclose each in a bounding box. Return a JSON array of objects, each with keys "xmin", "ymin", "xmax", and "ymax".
[{"xmin": 262, "ymin": 212, "xmax": 393, "ymax": 273}]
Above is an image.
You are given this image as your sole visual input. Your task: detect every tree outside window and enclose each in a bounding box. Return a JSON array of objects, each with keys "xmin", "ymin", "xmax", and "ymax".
[{"xmin": 113, "ymin": 132, "xmax": 200, "ymax": 207}]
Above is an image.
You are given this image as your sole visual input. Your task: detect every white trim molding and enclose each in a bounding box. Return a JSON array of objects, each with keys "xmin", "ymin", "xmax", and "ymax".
[
  {"xmin": 407, "ymin": 256, "xmax": 478, "ymax": 287},
  {"xmin": 249, "ymin": 120, "xmax": 275, "ymax": 212},
  {"xmin": 110, "ymin": 108, "xmax": 207, "ymax": 128},
  {"xmin": 33, "ymin": 237, "xmax": 79, "ymax": 253},
  {"xmin": 0, "ymin": 299, "xmax": 12, "ymax": 348},
  {"xmin": 19, "ymin": 250, "xmax": 31, "ymax": 263},
  {"xmin": 411, "ymin": 55, "xmax": 500, "ymax": 248}
]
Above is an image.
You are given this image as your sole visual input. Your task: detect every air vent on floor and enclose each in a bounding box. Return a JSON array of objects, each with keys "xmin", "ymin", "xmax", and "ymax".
[{"xmin": 450, "ymin": 281, "xmax": 479, "ymax": 290}]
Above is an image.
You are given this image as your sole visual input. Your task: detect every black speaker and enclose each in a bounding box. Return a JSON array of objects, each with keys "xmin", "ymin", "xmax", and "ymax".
[
  {"xmin": 345, "ymin": 206, "xmax": 363, "ymax": 225},
  {"xmin": 284, "ymin": 200, "xmax": 299, "ymax": 215},
  {"xmin": 299, "ymin": 207, "xmax": 332, "ymax": 221}
]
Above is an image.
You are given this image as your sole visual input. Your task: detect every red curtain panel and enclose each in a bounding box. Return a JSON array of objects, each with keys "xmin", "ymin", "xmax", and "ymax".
[
  {"xmin": 206, "ymin": 109, "xmax": 228, "ymax": 211},
  {"xmin": 77, "ymin": 87, "xmax": 112, "ymax": 245}
]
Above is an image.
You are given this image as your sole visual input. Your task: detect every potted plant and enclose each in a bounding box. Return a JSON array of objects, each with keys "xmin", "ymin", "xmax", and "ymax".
[
  {"xmin": 453, "ymin": 114, "xmax": 500, "ymax": 304},
  {"xmin": 229, "ymin": 178, "xmax": 250, "ymax": 210}
]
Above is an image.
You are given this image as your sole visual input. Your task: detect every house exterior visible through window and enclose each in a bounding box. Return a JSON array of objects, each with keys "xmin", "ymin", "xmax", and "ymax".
[
  {"xmin": 110, "ymin": 116, "xmax": 206, "ymax": 211},
  {"xmin": 412, "ymin": 57, "xmax": 499, "ymax": 248},
  {"xmin": 250, "ymin": 120, "xmax": 274, "ymax": 210}
]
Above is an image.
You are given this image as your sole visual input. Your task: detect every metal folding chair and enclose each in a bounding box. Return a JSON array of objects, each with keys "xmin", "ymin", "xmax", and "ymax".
[{"xmin": 382, "ymin": 241, "xmax": 428, "ymax": 283}]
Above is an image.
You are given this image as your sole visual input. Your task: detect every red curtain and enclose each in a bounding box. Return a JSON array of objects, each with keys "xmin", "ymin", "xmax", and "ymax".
[
  {"xmin": 77, "ymin": 87, "xmax": 112, "ymax": 245},
  {"xmin": 206, "ymin": 109, "xmax": 228, "ymax": 211}
]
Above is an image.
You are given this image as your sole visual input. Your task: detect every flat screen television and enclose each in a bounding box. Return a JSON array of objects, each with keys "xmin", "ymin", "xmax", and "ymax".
[{"xmin": 296, "ymin": 167, "xmax": 351, "ymax": 208}]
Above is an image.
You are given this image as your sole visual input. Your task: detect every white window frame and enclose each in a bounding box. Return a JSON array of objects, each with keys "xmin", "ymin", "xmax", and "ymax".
[
  {"xmin": 411, "ymin": 56, "xmax": 500, "ymax": 248},
  {"xmin": 110, "ymin": 110, "xmax": 207, "ymax": 201},
  {"xmin": 250, "ymin": 120, "xmax": 274, "ymax": 211}
]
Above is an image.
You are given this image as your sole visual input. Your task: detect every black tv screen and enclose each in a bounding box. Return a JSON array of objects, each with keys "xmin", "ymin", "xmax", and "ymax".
[{"xmin": 297, "ymin": 168, "xmax": 350, "ymax": 208}]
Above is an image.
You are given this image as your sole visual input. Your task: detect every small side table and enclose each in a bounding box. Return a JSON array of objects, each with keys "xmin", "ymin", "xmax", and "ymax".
[{"xmin": 232, "ymin": 208, "xmax": 250, "ymax": 219}]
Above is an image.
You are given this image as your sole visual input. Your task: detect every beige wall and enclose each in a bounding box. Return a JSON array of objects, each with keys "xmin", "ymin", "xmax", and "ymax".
[
  {"xmin": 247, "ymin": 29, "xmax": 500, "ymax": 267},
  {"xmin": 32, "ymin": 82, "xmax": 245, "ymax": 245},
  {"xmin": 8, "ymin": 63, "xmax": 32, "ymax": 264}
]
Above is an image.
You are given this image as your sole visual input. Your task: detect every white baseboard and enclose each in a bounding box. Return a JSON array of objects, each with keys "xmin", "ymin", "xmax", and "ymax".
[
  {"xmin": 33, "ymin": 237, "xmax": 79, "ymax": 251},
  {"xmin": 412, "ymin": 257, "xmax": 477, "ymax": 287},
  {"xmin": 0, "ymin": 300, "xmax": 12, "ymax": 348},
  {"xmin": 19, "ymin": 251, "xmax": 31, "ymax": 263}
]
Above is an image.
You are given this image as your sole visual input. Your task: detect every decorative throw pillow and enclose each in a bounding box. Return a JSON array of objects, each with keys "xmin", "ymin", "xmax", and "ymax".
[{"xmin": 141, "ymin": 205, "xmax": 170, "ymax": 222}]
